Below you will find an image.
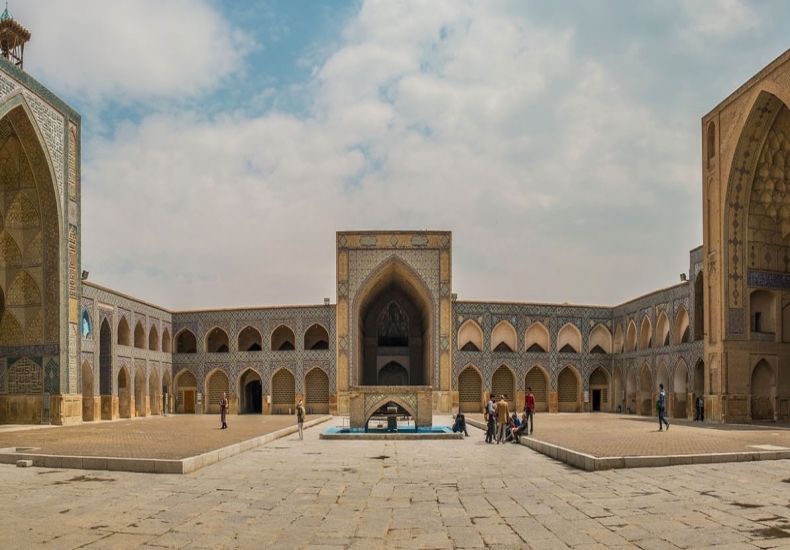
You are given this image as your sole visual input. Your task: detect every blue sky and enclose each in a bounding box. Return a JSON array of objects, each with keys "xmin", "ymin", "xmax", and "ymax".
[{"xmin": 13, "ymin": 1, "xmax": 790, "ymax": 309}]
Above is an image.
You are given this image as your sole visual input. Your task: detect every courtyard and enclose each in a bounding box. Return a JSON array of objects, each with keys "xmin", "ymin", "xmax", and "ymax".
[{"xmin": 2, "ymin": 414, "xmax": 790, "ymax": 549}]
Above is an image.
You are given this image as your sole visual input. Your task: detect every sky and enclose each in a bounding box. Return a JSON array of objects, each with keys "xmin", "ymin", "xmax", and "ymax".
[{"xmin": 11, "ymin": 0, "xmax": 790, "ymax": 310}]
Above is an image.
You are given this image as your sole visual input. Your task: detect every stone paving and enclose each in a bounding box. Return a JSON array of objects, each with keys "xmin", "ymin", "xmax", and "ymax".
[{"xmin": 3, "ymin": 416, "xmax": 790, "ymax": 549}]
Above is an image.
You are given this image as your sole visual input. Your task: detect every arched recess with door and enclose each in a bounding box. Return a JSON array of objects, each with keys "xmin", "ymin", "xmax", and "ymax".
[
  {"xmin": 525, "ymin": 365, "xmax": 549, "ymax": 412},
  {"xmin": 457, "ymin": 319, "xmax": 483, "ymax": 351},
  {"xmin": 673, "ymin": 359, "xmax": 688, "ymax": 418},
  {"xmin": 491, "ymin": 364, "xmax": 515, "ymax": 409},
  {"xmin": 491, "ymin": 320, "xmax": 517, "ymax": 352},
  {"xmin": 271, "ymin": 368, "xmax": 296, "ymax": 414},
  {"xmin": 175, "ymin": 369, "xmax": 198, "ymax": 414},
  {"xmin": 458, "ymin": 364, "xmax": 483, "ymax": 412},
  {"xmin": 751, "ymin": 358, "xmax": 775, "ymax": 420},
  {"xmin": 588, "ymin": 366, "xmax": 610, "ymax": 412},
  {"xmin": 525, "ymin": 322, "xmax": 550, "ymax": 352},
  {"xmin": 304, "ymin": 324, "xmax": 329, "ymax": 350},
  {"xmin": 557, "ymin": 365, "xmax": 581, "ymax": 412},
  {"xmin": 238, "ymin": 368, "xmax": 262, "ymax": 414},
  {"xmin": 305, "ymin": 367, "xmax": 330, "ymax": 414},
  {"xmin": 118, "ymin": 366, "xmax": 131, "ymax": 419},
  {"xmin": 206, "ymin": 369, "xmax": 230, "ymax": 414}
]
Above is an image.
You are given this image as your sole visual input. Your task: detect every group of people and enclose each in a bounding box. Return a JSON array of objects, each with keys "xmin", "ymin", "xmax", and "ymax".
[{"xmin": 482, "ymin": 388, "xmax": 536, "ymax": 444}]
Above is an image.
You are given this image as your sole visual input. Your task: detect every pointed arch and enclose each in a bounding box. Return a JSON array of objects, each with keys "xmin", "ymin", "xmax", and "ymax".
[
  {"xmin": 751, "ymin": 358, "xmax": 775, "ymax": 420},
  {"xmin": 271, "ymin": 325, "xmax": 296, "ymax": 351},
  {"xmin": 694, "ymin": 271, "xmax": 704, "ymax": 341},
  {"xmin": 81, "ymin": 307, "xmax": 92, "ymax": 339},
  {"xmin": 588, "ymin": 366, "xmax": 611, "ymax": 412},
  {"xmin": 613, "ymin": 324, "xmax": 624, "ymax": 353},
  {"xmin": 117, "ymin": 365, "xmax": 131, "ymax": 419},
  {"xmin": 491, "ymin": 320, "xmax": 516, "ymax": 352},
  {"xmin": 362, "ymin": 395, "xmax": 418, "ymax": 427},
  {"xmin": 161, "ymin": 328, "xmax": 172, "ymax": 353},
  {"xmin": 134, "ymin": 321, "xmax": 145, "ymax": 349},
  {"xmin": 6, "ymin": 269, "xmax": 40, "ymax": 306},
  {"xmin": 134, "ymin": 367, "xmax": 146, "ymax": 418},
  {"xmin": 457, "ymin": 319, "xmax": 483, "ymax": 352},
  {"xmin": 304, "ymin": 323, "xmax": 329, "ymax": 350},
  {"xmin": 0, "ymin": 230, "xmax": 21, "ymax": 267},
  {"xmin": 557, "ymin": 322, "xmax": 581, "ymax": 354},
  {"xmin": 81, "ymin": 360, "xmax": 94, "ymax": 421},
  {"xmin": 175, "ymin": 328, "xmax": 196, "ymax": 353},
  {"xmin": 557, "ymin": 365, "xmax": 581, "ymax": 412},
  {"xmin": 639, "ymin": 315, "xmax": 652, "ymax": 349},
  {"xmin": 655, "ymin": 362, "xmax": 670, "ymax": 393},
  {"xmin": 238, "ymin": 367, "xmax": 262, "ymax": 414},
  {"xmin": 149, "ymin": 368, "xmax": 160, "ymax": 415},
  {"xmin": 238, "ymin": 325, "xmax": 262, "ymax": 352},
  {"xmin": 626, "ymin": 366, "xmax": 638, "ymax": 414},
  {"xmin": 148, "ymin": 324, "xmax": 159, "ymax": 351},
  {"xmin": 99, "ymin": 319, "xmax": 112, "ymax": 396},
  {"xmin": 656, "ymin": 311, "xmax": 670, "ymax": 347},
  {"xmin": 613, "ymin": 365, "xmax": 624, "ymax": 412},
  {"xmin": 117, "ymin": 316, "xmax": 131, "ymax": 347},
  {"xmin": 458, "ymin": 364, "xmax": 483, "ymax": 412},
  {"xmin": 174, "ymin": 368, "xmax": 197, "ymax": 414},
  {"xmin": 305, "ymin": 366, "xmax": 330, "ymax": 413},
  {"xmin": 206, "ymin": 368, "xmax": 230, "ymax": 413},
  {"xmin": 271, "ymin": 367, "xmax": 296, "ymax": 413},
  {"xmin": 491, "ymin": 364, "xmax": 515, "ymax": 408},
  {"xmin": 673, "ymin": 306, "xmax": 690, "ymax": 344},
  {"xmin": 625, "ymin": 320, "xmax": 637, "ymax": 352},
  {"xmin": 525, "ymin": 322, "xmax": 550, "ymax": 353},
  {"xmin": 588, "ymin": 324, "xmax": 612, "ymax": 354},
  {"xmin": 525, "ymin": 365, "xmax": 549, "ymax": 412},
  {"xmin": 206, "ymin": 326, "xmax": 229, "ymax": 353},
  {"xmin": 639, "ymin": 363, "xmax": 652, "ymax": 416}
]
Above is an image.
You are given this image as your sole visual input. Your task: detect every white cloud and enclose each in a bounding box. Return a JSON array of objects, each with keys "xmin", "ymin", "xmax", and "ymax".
[
  {"xmin": 17, "ymin": 0, "xmax": 253, "ymax": 100},
  {"xmin": 682, "ymin": 0, "xmax": 761, "ymax": 37},
  {"xmin": 74, "ymin": 0, "xmax": 710, "ymax": 309}
]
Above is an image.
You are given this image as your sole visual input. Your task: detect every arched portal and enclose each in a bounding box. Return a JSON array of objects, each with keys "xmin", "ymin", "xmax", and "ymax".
[
  {"xmin": 239, "ymin": 368, "xmax": 262, "ymax": 414},
  {"xmin": 525, "ymin": 365, "xmax": 548, "ymax": 412},
  {"xmin": 305, "ymin": 367, "xmax": 330, "ymax": 414},
  {"xmin": 588, "ymin": 366, "xmax": 610, "ymax": 412},
  {"xmin": 458, "ymin": 365, "xmax": 482, "ymax": 413},
  {"xmin": 674, "ymin": 359, "xmax": 689, "ymax": 419},
  {"xmin": 357, "ymin": 259, "xmax": 432, "ymax": 387},
  {"xmin": 175, "ymin": 369, "xmax": 197, "ymax": 414},
  {"xmin": 751, "ymin": 359, "xmax": 775, "ymax": 420}
]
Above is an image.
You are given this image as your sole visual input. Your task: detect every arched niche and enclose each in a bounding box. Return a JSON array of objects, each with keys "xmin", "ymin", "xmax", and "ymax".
[
  {"xmin": 588, "ymin": 366, "xmax": 610, "ymax": 412},
  {"xmin": 206, "ymin": 327, "xmax": 229, "ymax": 353},
  {"xmin": 673, "ymin": 306, "xmax": 690, "ymax": 345},
  {"xmin": 81, "ymin": 308, "xmax": 92, "ymax": 339},
  {"xmin": 238, "ymin": 325, "xmax": 263, "ymax": 352},
  {"xmin": 491, "ymin": 320, "xmax": 516, "ymax": 352},
  {"xmin": 305, "ymin": 367, "xmax": 329, "ymax": 413},
  {"xmin": 117, "ymin": 316, "xmax": 131, "ymax": 347},
  {"xmin": 626, "ymin": 367, "xmax": 637, "ymax": 414},
  {"xmin": 175, "ymin": 329, "xmax": 197, "ymax": 353},
  {"xmin": 750, "ymin": 289, "xmax": 775, "ymax": 334},
  {"xmin": 458, "ymin": 365, "xmax": 482, "ymax": 412},
  {"xmin": 525, "ymin": 365, "xmax": 549, "ymax": 412},
  {"xmin": 271, "ymin": 368, "xmax": 295, "ymax": 414},
  {"xmin": 751, "ymin": 358, "xmax": 775, "ymax": 420},
  {"xmin": 205, "ymin": 369, "xmax": 230, "ymax": 413},
  {"xmin": 356, "ymin": 258, "xmax": 432, "ymax": 387},
  {"xmin": 238, "ymin": 368, "xmax": 262, "ymax": 414},
  {"xmin": 674, "ymin": 359, "xmax": 689, "ymax": 419},
  {"xmin": 655, "ymin": 362, "xmax": 669, "ymax": 394},
  {"xmin": 271, "ymin": 325, "xmax": 296, "ymax": 351},
  {"xmin": 613, "ymin": 324, "xmax": 624, "ymax": 353},
  {"xmin": 304, "ymin": 323, "xmax": 329, "ymax": 350},
  {"xmin": 656, "ymin": 311, "xmax": 670, "ymax": 347},
  {"xmin": 134, "ymin": 321, "xmax": 145, "ymax": 349},
  {"xmin": 457, "ymin": 319, "xmax": 483, "ymax": 352},
  {"xmin": 639, "ymin": 316, "xmax": 652, "ymax": 350},
  {"xmin": 557, "ymin": 323, "xmax": 581, "ymax": 354},
  {"xmin": 149, "ymin": 368, "xmax": 160, "ymax": 415},
  {"xmin": 525, "ymin": 322, "xmax": 549, "ymax": 353},
  {"xmin": 161, "ymin": 328, "xmax": 172, "ymax": 353},
  {"xmin": 148, "ymin": 324, "xmax": 159, "ymax": 351},
  {"xmin": 589, "ymin": 324, "xmax": 612, "ymax": 354},
  {"xmin": 557, "ymin": 365, "xmax": 581, "ymax": 412},
  {"xmin": 625, "ymin": 320, "xmax": 637, "ymax": 352},
  {"xmin": 491, "ymin": 364, "xmax": 515, "ymax": 409}
]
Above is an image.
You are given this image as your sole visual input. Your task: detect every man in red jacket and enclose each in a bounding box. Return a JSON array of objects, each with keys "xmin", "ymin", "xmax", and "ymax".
[{"xmin": 524, "ymin": 387, "xmax": 535, "ymax": 435}]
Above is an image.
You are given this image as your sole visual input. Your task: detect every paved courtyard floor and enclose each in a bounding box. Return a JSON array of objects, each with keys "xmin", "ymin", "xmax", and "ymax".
[{"xmin": 3, "ymin": 415, "xmax": 790, "ymax": 549}]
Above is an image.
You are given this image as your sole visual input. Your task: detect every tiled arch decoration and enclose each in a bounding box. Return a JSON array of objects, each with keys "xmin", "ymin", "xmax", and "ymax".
[{"xmin": 724, "ymin": 91, "xmax": 787, "ymax": 337}]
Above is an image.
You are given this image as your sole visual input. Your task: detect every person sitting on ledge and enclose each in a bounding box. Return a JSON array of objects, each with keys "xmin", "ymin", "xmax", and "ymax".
[{"xmin": 452, "ymin": 411, "xmax": 469, "ymax": 437}]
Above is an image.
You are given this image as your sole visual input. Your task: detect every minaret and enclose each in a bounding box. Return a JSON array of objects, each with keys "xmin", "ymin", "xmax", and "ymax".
[{"xmin": 0, "ymin": 4, "xmax": 30, "ymax": 70}]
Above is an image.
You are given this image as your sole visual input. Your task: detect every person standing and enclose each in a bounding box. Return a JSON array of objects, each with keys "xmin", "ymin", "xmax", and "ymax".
[
  {"xmin": 220, "ymin": 392, "xmax": 228, "ymax": 429},
  {"xmin": 524, "ymin": 387, "xmax": 535, "ymax": 435},
  {"xmin": 496, "ymin": 394, "xmax": 509, "ymax": 444},
  {"xmin": 658, "ymin": 384, "xmax": 669, "ymax": 431},
  {"xmin": 485, "ymin": 396, "xmax": 496, "ymax": 444},
  {"xmin": 296, "ymin": 399, "xmax": 305, "ymax": 440}
]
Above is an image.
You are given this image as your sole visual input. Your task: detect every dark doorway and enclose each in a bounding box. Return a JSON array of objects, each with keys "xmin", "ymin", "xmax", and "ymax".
[
  {"xmin": 378, "ymin": 361, "xmax": 409, "ymax": 385},
  {"xmin": 592, "ymin": 389, "xmax": 602, "ymax": 411},
  {"xmin": 244, "ymin": 380, "xmax": 262, "ymax": 413}
]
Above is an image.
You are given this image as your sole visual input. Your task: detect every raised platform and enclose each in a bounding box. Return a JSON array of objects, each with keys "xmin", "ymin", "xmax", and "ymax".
[{"xmin": 320, "ymin": 425, "xmax": 461, "ymax": 440}]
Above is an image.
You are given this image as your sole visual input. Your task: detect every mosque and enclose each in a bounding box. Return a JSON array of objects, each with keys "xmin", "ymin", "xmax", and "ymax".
[{"xmin": 0, "ymin": 11, "xmax": 786, "ymax": 426}]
